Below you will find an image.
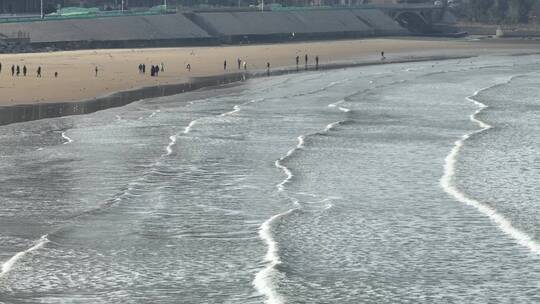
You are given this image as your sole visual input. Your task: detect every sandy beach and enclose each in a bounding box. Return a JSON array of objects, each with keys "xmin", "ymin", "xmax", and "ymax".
[{"xmin": 0, "ymin": 37, "xmax": 539, "ymax": 106}]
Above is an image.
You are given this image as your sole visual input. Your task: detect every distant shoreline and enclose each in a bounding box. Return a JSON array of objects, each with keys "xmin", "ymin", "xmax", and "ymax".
[
  {"xmin": 0, "ymin": 54, "xmax": 475, "ymax": 126},
  {"xmin": 2, "ymin": 37, "xmax": 540, "ymax": 126}
]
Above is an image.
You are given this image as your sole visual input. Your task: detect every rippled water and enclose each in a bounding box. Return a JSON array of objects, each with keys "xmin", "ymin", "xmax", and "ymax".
[{"xmin": 1, "ymin": 55, "xmax": 540, "ymax": 303}]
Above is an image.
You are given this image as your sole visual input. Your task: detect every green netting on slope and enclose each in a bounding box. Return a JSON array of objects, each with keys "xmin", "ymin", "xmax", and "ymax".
[
  {"xmin": 0, "ymin": 8, "xmax": 176, "ymax": 24},
  {"xmin": 48, "ymin": 7, "xmax": 100, "ymax": 16}
]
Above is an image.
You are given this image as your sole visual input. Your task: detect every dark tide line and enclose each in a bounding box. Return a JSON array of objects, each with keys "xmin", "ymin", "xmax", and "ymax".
[{"xmin": 0, "ymin": 54, "xmax": 472, "ymax": 127}]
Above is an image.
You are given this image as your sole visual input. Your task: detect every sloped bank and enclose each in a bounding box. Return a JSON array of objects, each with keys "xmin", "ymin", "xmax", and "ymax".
[
  {"xmin": 185, "ymin": 9, "xmax": 406, "ymax": 44},
  {"xmin": 0, "ymin": 9, "xmax": 407, "ymax": 51}
]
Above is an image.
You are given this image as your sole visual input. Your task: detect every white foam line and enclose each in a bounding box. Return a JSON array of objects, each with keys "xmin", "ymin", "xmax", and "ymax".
[
  {"xmin": 183, "ymin": 120, "xmax": 197, "ymax": 134},
  {"xmin": 329, "ymin": 98, "xmax": 351, "ymax": 113},
  {"xmin": 275, "ymin": 159, "xmax": 293, "ymax": 192},
  {"xmin": 165, "ymin": 135, "xmax": 177, "ymax": 156},
  {"xmin": 275, "ymin": 136, "xmax": 304, "ymax": 192},
  {"xmin": 220, "ymin": 105, "xmax": 241, "ymax": 117},
  {"xmin": 440, "ymin": 79, "xmax": 540, "ymax": 254},
  {"xmin": 324, "ymin": 121, "xmax": 342, "ymax": 132},
  {"xmin": 328, "ymin": 99, "xmax": 345, "ymax": 108},
  {"xmin": 61, "ymin": 132, "xmax": 73, "ymax": 144},
  {"xmin": 0, "ymin": 235, "xmax": 49, "ymax": 278},
  {"xmin": 115, "ymin": 115, "xmax": 122, "ymax": 121},
  {"xmin": 253, "ymin": 209, "xmax": 295, "ymax": 304},
  {"xmin": 327, "ymin": 79, "xmax": 349, "ymax": 89},
  {"xmin": 296, "ymin": 135, "xmax": 305, "ymax": 149}
]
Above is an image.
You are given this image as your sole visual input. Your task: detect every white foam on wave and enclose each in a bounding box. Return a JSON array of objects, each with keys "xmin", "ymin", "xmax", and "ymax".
[
  {"xmin": 441, "ymin": 78, "xmax": 540, "ymax": 254},
  {"xmin": 165, "ymin": 135, "xmax": 177, "ymax": 156},
  {"xmin": 253, "ymin": 209, "xmax": 295, "ymax": 304},
  {"xmin": 327, "ymin": 79, "xmax": 349, "ymax": 89},
  {"xmin": 328, "ymin": 99, "xmax": 344, "ymax": 108},
  {"xmin": 275, "ymin": 159, "xmax": 293, "ymax": 192},
  {"xmin": 183, "ymin": 120, "xmax": 197, "ymax": 134},
  {"xmin": 329, "ymin": 98, "xmax": 351, "ymax": 113},
  {"xmin": 61, "ymin": 132, "xmax": 73, "ymax": 144},
  {"xmin": 221, "ymin": 98, "xmax": 264, "ymax": 118},
  {"xmin": 220, "ymin": 105, "xmax": 241, "ymax": 117},
  {"xmin": 296, "ymin": 136, "xmax": 305, "ymax": 149},
  {"xmin": 148, "ymin": 110, "xmax": 160, "ymax": 118},
  {"xmin": 275, "ymin": 136, "xmax": 304, "ymax": 192},
  {"xmin": 324, "ymin": 121, "xmax": 342, "ymax": 132},
  {"xmin": 0, "ymin": 235, "xmax": 49, "ymax": 278}
]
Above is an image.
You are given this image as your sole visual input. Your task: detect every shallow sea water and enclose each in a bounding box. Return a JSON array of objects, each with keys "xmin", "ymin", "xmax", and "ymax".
[{"xmin": 1, "ymin": 55, "xmax": 540, "ymax": 303}]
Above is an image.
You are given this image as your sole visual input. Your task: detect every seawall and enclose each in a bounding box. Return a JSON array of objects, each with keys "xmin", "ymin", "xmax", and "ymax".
[{"xmin": 0, "ymin": 9, "xmax": 407, "ymax": 51}]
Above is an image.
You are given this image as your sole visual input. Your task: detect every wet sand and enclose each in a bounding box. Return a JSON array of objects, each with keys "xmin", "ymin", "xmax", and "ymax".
[{"xmin": 0, "ymin": 37, "xmax": 538, "ymax": 106}]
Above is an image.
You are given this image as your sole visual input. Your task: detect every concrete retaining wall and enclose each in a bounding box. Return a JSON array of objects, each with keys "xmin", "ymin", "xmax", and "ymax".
[
  {"xmin": 190, "ymin": 9, "xmax": 407, "ymax": 43},
  {"xmin": 351, "ymin": 10, "xmax": 406, "ymax": 35},
  {"xmin": 0, "ymin": 73, "xmax": 248, "ymax": 126},
  {"xmin": 0, "ymin": 14, "xmax": 215, "ymax": 49},
  {"xmin": 0, "ymin": 9, "xmax": 408, "ymax": 50}
]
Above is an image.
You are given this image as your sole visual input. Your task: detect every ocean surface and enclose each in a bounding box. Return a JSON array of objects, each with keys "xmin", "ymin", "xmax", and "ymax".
[{"xmin": 1, "ymin": 55, "xmax": 540, "ymax": 303}]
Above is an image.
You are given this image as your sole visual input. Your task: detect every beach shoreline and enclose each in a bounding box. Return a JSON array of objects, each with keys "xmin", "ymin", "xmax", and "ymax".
[
  {"xmin": 1, "ymin": 37, "xmax": 540, "ymax": 125},
  {"xmin": 0, "ymin": 54, "xmax": 472, "ymax": 126}
]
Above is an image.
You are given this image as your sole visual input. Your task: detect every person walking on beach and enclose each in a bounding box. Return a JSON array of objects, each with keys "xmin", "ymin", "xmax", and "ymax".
[
  {"xmin": 95, "ymin": 66, "xmax": 99, "ymax": 77},
  {"xmin": 237, "ymin": 58, "xmax": 242, "ymax": 70},
  {"xmin": 224, "ymin": 60, "xmax": 227, "ymax": 71},
  {"xmin": 296, "ymin": 55, "xmax": 300, "ymax": 71},
  {"xmin": 11, "ymin": 65, "xmax": 15, "ymax": 77},
  {"xmin": 243, "ymin": 61, "xmax": 247, "ymax": 71},
  {"xmin": 0, "ymin": 62, "xmax": 2, "ymax": 74},
  {"xmin": 150, "ymin": 65, "xmax": 155, "ymax": 77},
  {"xmin": 381, "ymin": 51, "xmax": 386, "ymax": 60},
  {"xmin": 23, "ymin": 65, "xmax": 27, "ymax": 77},
  {"xmin": 161, "ymin": 62, "xmax": 164, "ymax": 72},
  {"xmin": 304, "ymin": 54, "xmax": 308, "ymax": 70},
  {"xmin": 16, "ymin": 65, "xmax": 20, "ymax": 76},
  {"xmin": 54, "ymin": 72, "xmax": 58, "ymax": 78},
  {"xmin": 142, "ymin": 64, "xmax": 146, "ymax": 74},
  {"xmin": 37, "ymin": 66, "xmax": 42, "ymax": 78},
  {"xmin": 186, "ymin": 63, "xmax": 191, "ymax": 72},
  {"xmin": 315, "ymin": 56, "xmax": 319, "ymax": 70},
  {"xmin": 266, "ymin": 62, "xmax": 271, "ymax": 76}
]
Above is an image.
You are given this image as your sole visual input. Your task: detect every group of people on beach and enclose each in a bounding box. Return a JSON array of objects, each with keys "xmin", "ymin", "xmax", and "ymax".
[
  {"xmin": 222, "ymin": 58, "xmax": 249, "ymax": 71},
  {"xmin": 295, "ymin": 54, "xmax": 319, "ymax": 72},
  {"xmin": 219, "ymin": 53, "xmax": 320, "ymax": 77},
  {"xmin": 138, "ymin": 63, "xmax": 164, "ymax": 77},
  {"xmin": 139, "ymin": 62, "xmax": 165, "ymax": 77},
  {"xmin": 1, "ymin": 51, "xmax": 385, "ymax": 84},
  {"xmin": 0, "ymin": 63, "xmax": 47, "ymax": 78}
]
